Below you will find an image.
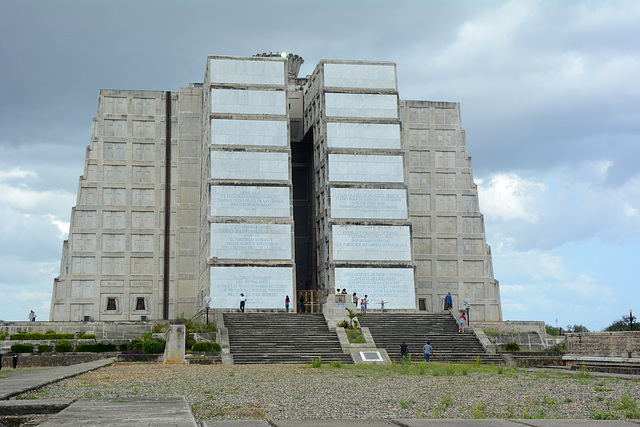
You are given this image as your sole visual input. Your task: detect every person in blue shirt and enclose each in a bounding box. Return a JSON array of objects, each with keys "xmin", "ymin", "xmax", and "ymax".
[
  {"xmin": 423, "ymin": 341, "xmax": 433, "ymax": 362},
  {"xmin": 444, "ymin": 292, "xmax": 453, "ymax": 311}
]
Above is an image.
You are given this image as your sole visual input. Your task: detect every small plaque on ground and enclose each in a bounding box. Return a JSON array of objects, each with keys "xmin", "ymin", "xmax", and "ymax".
[{"xmin": 360, "ymin": 351, "xmax": 383, "ymax": 362}]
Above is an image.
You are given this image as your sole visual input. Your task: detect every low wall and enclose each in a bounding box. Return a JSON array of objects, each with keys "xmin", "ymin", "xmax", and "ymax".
[
  {"xmin": 2, "ymin": 352, "xmax": 118, "ymax": 368},
  {"xmin": 485, "ymin": 333, "xmax": 547, "ymax": 351},
  {"xmin": 473, "ymin": 320, "xmax": 546, "ymax": 335},
  {"xmin": 566, "ymin": 331, "xmax": 640, "ymax": 359},
  {"xmin": 0, "ymin": 321, "xmax": 155, "ymax": 340}
]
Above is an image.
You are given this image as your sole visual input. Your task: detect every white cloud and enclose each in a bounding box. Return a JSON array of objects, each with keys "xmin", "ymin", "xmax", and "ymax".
[{"xmin": 477, "ymin": 174, "xmax": 543, "ymax": 223}]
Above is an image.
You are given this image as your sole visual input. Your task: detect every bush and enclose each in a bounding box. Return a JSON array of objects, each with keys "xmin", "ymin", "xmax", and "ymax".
[
  {"xmin": 311, "ymin": 357, "xmax": 322, "ymax": 368},
  {"xmin": 75, "ymin": 343, "xmax": 117, "ymax": 352},
  {"xmin": 0, "ymin": 333, "xmax": 6, "ymax": 340},
  {"xmin": 503, "ymin": 342, "xmax": 521, "ymax": 351},
  {"xmin": 191, "ymin": 342, "xmax": 220, "ymax": 352},
  {"xmin": 55, "ymin": 339, "xmax": 73, "ymax": 352},
  {"xmin": 142, "ymin": 339, "xmax": 165, "ymax": 354},
  {"xmin": 173, "ymin": 316, "xmax": 216, "ymax": 333},
  {"xmin": 81, "ymin": 334, "xmax": 96, "ymax": 340},
  {"xmin": 336, "ymin": 320, "xmax": 349, "ymax": 328},
  {"xmin": 10, "ymin": 332, "xmax": 74, "ymax": 340},
  {"xmin": 11, "ymin": 344, "xmax": 34, "ymax": 353},
  {"xmin": 38, "ymin": 345, "xmax": 53, "ymax": 353}
]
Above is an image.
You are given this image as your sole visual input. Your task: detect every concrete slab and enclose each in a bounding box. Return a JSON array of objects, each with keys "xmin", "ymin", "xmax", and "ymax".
[
  {"xmin": 0, "ymin": 358, "xmax": 115, "ymax": 400},
  {"xmin": 397, "ymin": 421, "xmax": 519, "ymax": 426},
  {"xmin": 202, "ymin": 421, "xmax": 271, "ymax": 427},
  {"xmin": 508, "ymin": 420, "xmax": 637, "ymax": 426},
  {"xmin": 38, "ymin": 397, "xmax": 198, "ymax": 426},
  {"xmin": 270, "ymin": 421, "xmax": 396, "ymax": 426},
  {"xmin": 0, "ymin": 398, "xmax": 74, "ymax": 415}
]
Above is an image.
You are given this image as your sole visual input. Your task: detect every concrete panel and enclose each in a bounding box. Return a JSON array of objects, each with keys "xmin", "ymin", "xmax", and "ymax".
[
  {"xmin": 332, "ymin": 225, "xmax": 411, "ymax": 261},
  {"xmin": 211, "ymin": 223, "xmax": 292, "ymax": 259},
  {"xmin": 326, "ymin": 123, "xmax": 400, "ymax": 149},
  {"xmin": 211, "ymin": 89, "xmax": 286, "ymax": 115},
  {"xmin": 211, "ymin": 151, "xmax": 288, "ymax": 181},
  {"xmin": 324, "ymin": 63, "xmax": 396, "ymax": 89},
  {"xmin": 330, "ymin": 188, "xmax": 407, "ymax": 219},
  {"xmin": 212, "ymin": 119, "xmax": 287, "ymax": 146},
  {"xmin": 210, "ymin": 58, "xmax": 284, "ymax": 85},
  {"xmin": 328, "ymin": 154, "xmax": 404, "ymax": 183},
  {"xmin": 325, "ymin": 93, "xmax": 397, "ymax": 118},
  {"xmin": 211, "ymin": 186, "xmax": 290, "ymax": 217},
  {"xmin": 335, "ymin": 268, "xmax": 415, "ymax": 309},
  {"xmin": 210, "ymin": 266, "xmax": 293, "ymax": 309}
]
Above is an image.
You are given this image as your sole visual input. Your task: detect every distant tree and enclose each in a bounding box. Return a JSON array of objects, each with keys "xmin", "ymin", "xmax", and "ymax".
[
  {"xmin": 565, "ymin": 324, "xmax": 589, "ymax": 333},
  {"xmin": 546, "ymin": 324, "xmax": 560, "ymax": 336},
  {"xmin": 604, "ymin": 315, "xmax": 633, "ymax": 332}
]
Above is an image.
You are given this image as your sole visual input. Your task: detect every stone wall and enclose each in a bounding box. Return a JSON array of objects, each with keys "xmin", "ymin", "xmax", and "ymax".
[
  {"xmin": 0, "ymin": 321, "xmax": 153, "ymax": 340},
  {"xmin": 1, "ymin": 352, "xmax": 118, "ymax": 368},
  {"xmin": 565, "ymin": 331, "xmax": 640, "ymax": 359}
]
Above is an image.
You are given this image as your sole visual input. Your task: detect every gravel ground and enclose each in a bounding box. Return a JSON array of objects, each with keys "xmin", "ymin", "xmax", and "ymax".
[{"xmin": 17, "ymin": 362, "xmax": 640, "ymax": 421}]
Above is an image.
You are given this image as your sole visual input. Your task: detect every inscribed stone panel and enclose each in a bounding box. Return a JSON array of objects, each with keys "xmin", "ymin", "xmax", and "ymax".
[
  {"xmin": 132, "ymin": 211, "xmax": 155, "ymax": 229},
  {"xmin": 132, "ymin": 189, "xmax": 155, "ymax": 206},
  {"xmin": 104, "ymin": 142, "xmax": 127, "ymax": 160},
  {"xmin": 103, "ymin": 188, "xmax": 126, "ymax": 205},
  {"xmin": 211, "ymin": 223, "xmax": 292, "ymax": 260},
  {"xmin": 71, "ymin": 280, "xmax": 94, "ymax": 298},
  {"xmin": 457, "ymin": 173, "xmax": 471, "ymax": 189},
  {"xmin": 102, "ymin": 211, "xmax": 126, "ymax": 229},
  {"xmin": 323, "ymin": 63, "xmax": 396, "ymax": 89},
  {"xmin": 104, "ymin": 119, "xmax": 127, "ymax": 137},
  {"xmin": 416, "ymin": 261, "xmax": 432, "ymax": 277},
  {"xmin": 86, "ymin": 165, "xmax": 98, "ymax": 181},
  {"xmin": 210, "ymin": 266, "xmax": 293, "ymax": 309},
  {"xmin": 463, "ymin": 239, "xmax": 484, "ymax": 255},
  {"xmin": 435, "ymin": 151, "xmax": 456, "ymax": 168},
  {"xmin": 132, "ymin": 166, "xmax": 155, "ymax": 184},
  {"xmin": 72, "ymin": 257, "xmax": 95, "ymax": 274},
  {"xmin": 406, "ymin": 129, "xmax": 429, "ymax": 146},
  {"xmin": 211, "ymin": 119, "xmax": 287, "ymax": 146},
  {"xmin": 133, "ymin": 98, "xmax": 156, "ymax": 115},
  {"xmin": 445, "ymin": 109, "xmax": 459, "ymax": 126},
  {"xmin": 328, "ymin": 154, "xmax": 404, "ymax": 183},
  {"xmin": 131, "ymin": 257, "xmax": 154, "ymax": 275},
  {"xmin": 132, "ymin": 143, "xmax": 156, "ymax": 161},
  {"xmin": 104, "ymin": 166, "xmax": 126, "ymax": 183},
  {"xmin": 409, "ymin": 172, "xmax": 430, "ymax": 189},
  {"xmin": 326, "ymin": 123, "xmax": 401, "ymax": 149},
  {"xmin": 324, "ymin": 93, "xmax": 398, "ymax": 119},
  {"xmin": 409, "ymin": 194, "xmax": 430, "ymax": 213},
  {"xmin": 330, "ymin": 188, "xmax": 407, "ymax": 219},
  {"xmin": 211, "ymin": 151, "xmax": 289, "ymax": 181},
  {"xmin": 334, "ymin": 268, "xmax": 415, "ymax": 309},
  {"xmin": 435, "ymin": 130, "xmax": 456, "ymax": 146},
  {"xmin": 70, "ymin": 304, "xmax": 93, "ymax": 321},
  {"xmin": 437, "ymin": 282, "xmax": 458, "ymax": 289},
  {"xmin": 79, "ymin": 188, "xmax": 97, "ymax": 205},
  {"xmin": 437, "ymin": 260, "xmax": 458, "ymax": 277},
  {"xmin": 413, "ymin": 238, "xmax": 431, "ymax": 255},
  {"xmin": 102, "ymin": 257, "xmax": 125, "ymax": 275},
  {"xmin": 462, "ymin": 217, "xmax": 483, "ymax": 233},
  {"xmin": 104, "ymin": 97, "xmax": 127, "ymax": 114},
  {"xmin": 102, "ymin": 234, "xmax": 125, "ymax": 252},
  {"xmin": 133, "ymin": 121, "xmax": 156, "ymax": 138},
  {"xmin": 437, "ymin": 238, "xmax": 457, "ymax": 255},
  {"xmin": 407, "ymin": 108, "xmax": 429, "ymax": 124},
  {"xmin": 211, "ymin": 186, "xmax": 290, "ymax": 217},
  {"xmin": 211, "ymin": 89, "xmax": 286, "ymax": 115},
  {"xmin": 408, "ymin": 151, "xmax": 430, "ymax": 167},
  {"xmin": 436, "ymin": 216, "xmax": 457, "ymax": 233},
  {"xmin": 132, "ymin": 234, "xmax": 154, "ymax": 252},
  {"xmin": 74, "ymin": 211, "xmax": 97, "ymax": 228},
  {"xmin": 464, "ymin": 282, "xmax": 485, "ymax": 299},
  {"xmin": 435, "ymin": 173, "xmax": 456, "ymax": 189},
  {"xmin": 436, "ymin": 195, "xmax": 456, "ymax": 211},
  {"xmin": 461, "ymin": 195, "xmax": 478, "ymax": 212},
  {"xmin": 434, "ymin": 109, "xmax": 446, "ymax": 125},
  {"xmin": 413, "ymin": 217, "xmax": 431, "ymax": 234},
  {"xmin": 210, "ymin": 59, "xmax": 285, "ymax": 85},
  {"xmin": 101, "ymin": 280, "xmax": 124, "ymax": 287},
  {"xmin": 332, "ymin": 225, "xmax": 411, "ymax": 261},
  {"xmin": 72, "ymin": 234, "xmax": 96, "ymax": 251},
  {"xmin": 463, "ymin": 261, "xmax": 484, "ymax": 277}
]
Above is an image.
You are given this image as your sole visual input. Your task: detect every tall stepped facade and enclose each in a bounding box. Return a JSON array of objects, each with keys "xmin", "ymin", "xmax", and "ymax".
[{"xmin": 51, "ymin": 53, "xmax": 501, "ymax": 322}]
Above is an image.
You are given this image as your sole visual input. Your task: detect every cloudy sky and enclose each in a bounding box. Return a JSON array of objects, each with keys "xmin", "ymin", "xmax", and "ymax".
[{"xmin": 1, "ymin": 0, "xmax": 638, "ymax": 330}]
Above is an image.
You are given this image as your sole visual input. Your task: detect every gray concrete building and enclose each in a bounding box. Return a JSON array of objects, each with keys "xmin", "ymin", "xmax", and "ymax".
[{"xmin": 50, "ymin": 53, "xmax": 502, "ymax": 322}]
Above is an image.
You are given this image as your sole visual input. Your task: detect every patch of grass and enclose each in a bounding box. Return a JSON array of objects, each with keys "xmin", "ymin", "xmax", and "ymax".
[
  {"xmin": 590, "ymin": 408, "xmax": 619, "ymax": 420},
  {"xmin": 311, "ymin": 357, "xmax": 322, "ymax": 368},
  {"xmin": 472, "ymin": 402, "xmax": 487, "ymax": 419},
  {"xmin": 329, "ymin": 360, "xmax": 342, "ymax": 368},
  {"xmin": 345, "ymin": 328, "xmax": 366, "ymax": 343},
  {"xmin": 576, "ymin": 362, "xmax": 591, "ymax": 379},
  {"xmin": 615, "ymin": 394, "xmax": 640, "ymax": 419},
  {"xmin": 594, "ymin": 386, "xmax": 613, "ymax": 392}
]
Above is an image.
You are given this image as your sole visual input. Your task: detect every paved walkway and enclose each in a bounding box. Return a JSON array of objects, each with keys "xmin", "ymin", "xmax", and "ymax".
[{"xmin": 2, "ymin": 361, "xmax": 640, "ymax": 426}]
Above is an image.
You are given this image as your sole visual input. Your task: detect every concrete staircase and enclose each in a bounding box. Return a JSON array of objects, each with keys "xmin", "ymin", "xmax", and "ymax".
[
  {"xmin": 359, "ymin": 312, "xmax": 503, "ymax": 364},
  {"xmin": 223, "ymin": 312, "xmax": 353, "ymax": 365}
]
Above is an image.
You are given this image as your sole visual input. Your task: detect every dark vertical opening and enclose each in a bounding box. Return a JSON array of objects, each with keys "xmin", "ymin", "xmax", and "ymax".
[
  {"xmin": 163, "ymin": 92, "xmax": 171, "ymax": 320},
  {"xmin": 292, "ymin": 130, "xmax": 315, "ymax": 291}
]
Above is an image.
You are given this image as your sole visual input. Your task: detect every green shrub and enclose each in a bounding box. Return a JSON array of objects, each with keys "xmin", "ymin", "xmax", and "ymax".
[
  {"xmin": 11, "ymin": 344, "xmax": 34, "ymax": 353},
  {"xmin": 346, "ymin": 329, "xmax": 366, "ymax": 343},
  {"xmin": 185, "ymin": 335, "xmax": 196, "ymax": 350},
  {"xmin": 129, "ymin": 339, "xmax": 144, "ymax": 351},
  {"xmin": 173, "ymin": 316, "xmax": 216, "ymax": 333},
  {"xmin": 336, "ymin": 320, "xmax": 349, "ymax": 328},
  {"xmin": 81, "ymin": 334, "xmax": 96, "ymax": 340},
  {"xmin": 55, "ymin": 339, "xmax": 73, "ymax": 352},
  {"xmin": 10, "ymin": 332, "xmax": 74, "ymax": 340},
  {"xmin": 152, "ymin": 323, "xmax": 169, "ymax": 333},
  {"xmin": 191, "ymin": 342, "xmax": 220, "ymax": 352},
  {"xmin": 75, "ymin": 343, "xmax": 117, "ymax": 352},
  {"xmin": 0, "ymin": 333, "xmax": 6, "ymax": 340},
  {"xmin": 311, "ymin": 357, "xmax": 322, "ymax": 368},
  {"xmin": 38, "ymin": 345, "xmax": 53, "ymax": 352},
  {"xmin": 503, "ymin": 342, "xmax": 521, "ymax": 351},
  {"xmin": 330, "ymin": 360, "xmax": 342, "ymax": 368},
  {"xmin": 142, "ymin": 339, "xmax": 165, "ymax": 354}
]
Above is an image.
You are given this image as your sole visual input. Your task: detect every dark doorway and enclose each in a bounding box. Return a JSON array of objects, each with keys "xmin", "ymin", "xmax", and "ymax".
[{"xmin": 292, "ymin": 130, "xmax": 315, "ymax": 291}]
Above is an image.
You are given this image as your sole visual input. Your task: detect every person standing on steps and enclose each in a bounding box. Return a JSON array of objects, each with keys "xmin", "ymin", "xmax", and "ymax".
[
  {"xmin": 459, "ymin": 311, "xmax": 466, "ymax": 333},
  {"xmin": 12, "ymin": 353, "xmax": 18, "ymax": 370},
  {"xmin": 285, "ymin": 295, "xmax": 290, "ymax": 313},
  {"xmin": 352, "ymin": 292, "xmax": 359, "ymax": 309},
  {"xmin": 423, "ymin": 341, "xmax": 433, "ymax": 362},
  {"xmin": 399, "ymin": 341, "xmax": 409, "ymax": 361},
  {"xmin": 299, "ymin": 295, "xmax": 305, "ymax": 313},
  {"xmin": 240, "ymin": 293, "xmax": 247, "ymax": 313},
  {"xmin": 444, "ymin": 292, "xmax": 453, "ymax": 311}
]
